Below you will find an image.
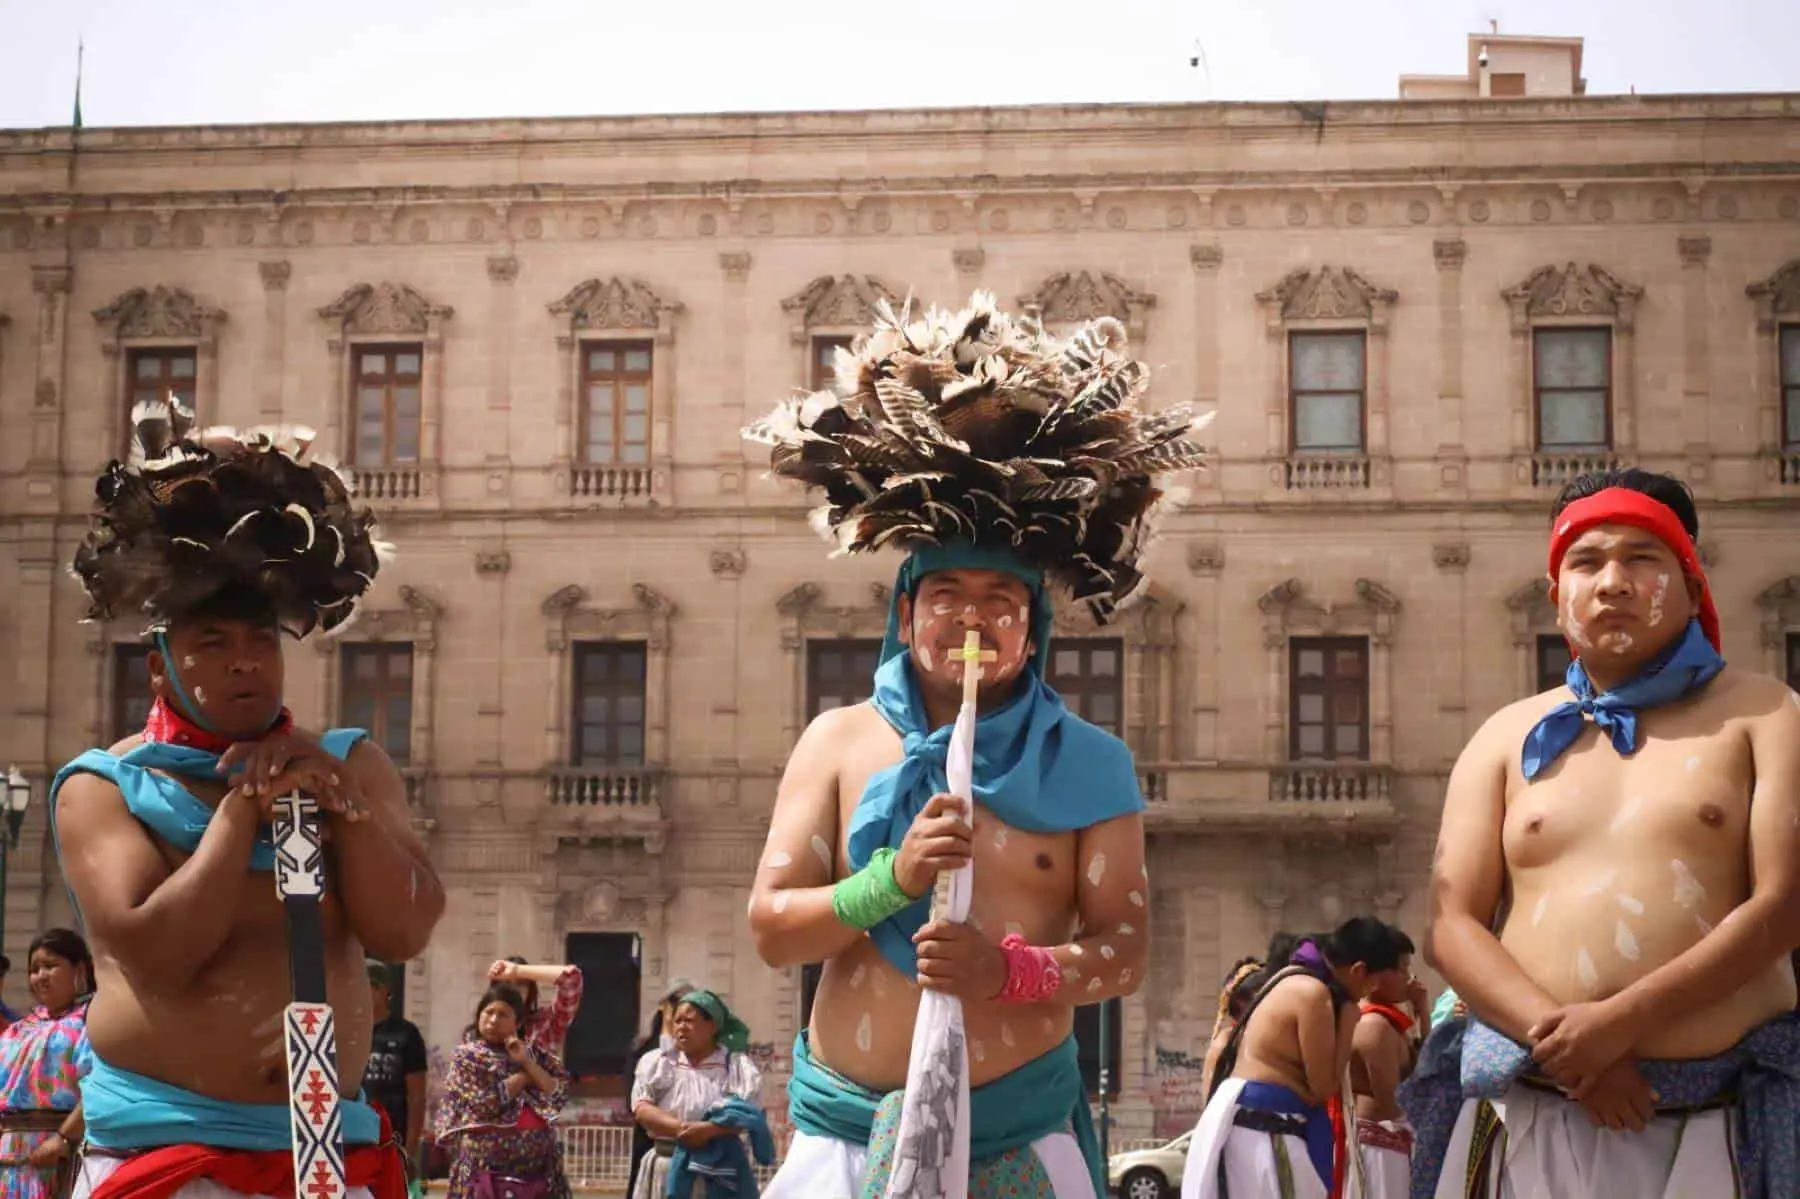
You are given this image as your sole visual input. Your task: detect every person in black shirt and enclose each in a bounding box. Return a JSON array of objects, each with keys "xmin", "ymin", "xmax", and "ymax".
[{"xmin": 362, "ymin": 959, "xmax": 429, "ymax": 1183}]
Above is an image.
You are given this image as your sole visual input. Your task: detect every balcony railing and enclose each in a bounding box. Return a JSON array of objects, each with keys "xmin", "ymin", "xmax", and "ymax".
[
  {"xmin": 1530, "ymin": 451, "xmax": 1619, "ymax": 489},
  {"xmin": 546, "ymin": 767, "xmax": 663, "ymax": 807},
  {"xmin": 569, "ymin": 464, "xmax": 653, "ymax": 499},
  {"xmin": 1781, "ymin": 452, "xmax": 1800, "ymax": 487},
  {"xmin": 1270, "ymin": 763, "xmax": 1393, "ymax": 804},
  {"xmin": 1284, "ymin": 455, "xmax": 1369, "ymax": 490},
  {"xmin": 1138, "ymin": 761, "xmax": 1400, "ymax": 832},
  {"xmin": 349, "ymin": 465, "xmax": 423, "ymax": 501}
]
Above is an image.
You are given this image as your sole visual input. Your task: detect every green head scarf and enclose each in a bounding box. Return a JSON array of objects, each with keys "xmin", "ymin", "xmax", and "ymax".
[{"xmin": 679, "ymin": 989, "xmax": 751, "ymax": 1054}]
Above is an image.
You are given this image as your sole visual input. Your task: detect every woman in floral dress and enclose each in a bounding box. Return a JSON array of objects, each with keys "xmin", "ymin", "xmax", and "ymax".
[
  {"xmin": 436, "ymin": 985, "xmax": 570, "ymax": 1199},
  {"xmin": 0, "ymin": 930, "xmax": 94, "ymax": 1199},
  {"xmin": 486, "ymin": 959, "xmax": 583, "ymax": 1057}
]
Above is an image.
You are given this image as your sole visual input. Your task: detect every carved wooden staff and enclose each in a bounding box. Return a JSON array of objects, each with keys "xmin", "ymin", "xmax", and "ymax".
[
  {"xmin": 884, "ymin": 631, "xmax": 993, "ymax": 1199},
  {"xmin": 273, "ymin": 792, "xmax": 347, "ymax": 1199}
]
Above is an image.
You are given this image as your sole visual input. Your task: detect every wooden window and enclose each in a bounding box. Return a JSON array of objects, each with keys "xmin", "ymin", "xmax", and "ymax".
[
  {"xmin": 581, "ymin": 342, "xmax": 652, "ymax": 465},
  {"xmin": 572, "ymin": 643, "xmax": 648, "ymax": 767},
  {"xmin": 1536, "ymin": 634, "xmax": 1573, "ymax": 695},
  {"xmin": 562, "ymin": 932, "xmax": 641, "ymax": 1081},
  {"xmin": 1490, "ymin": 72, "xmax": 1527, "ymax": 97},
  {"xmin": 1781, "ymin": 326, "xmax": 1800, "ymax": 450},
  {"xmin": 1534, "ymin": 328, "xmax": 1612, "ymax": 451},
  {"xmin": 340, "ymin": 643, "xmax": 414, "ymax": 764},
  {"xmin": 1787, "ymin": 633, "xmax": 1800, "ymax": 693},
  {"xmin": 1074, "ymin": 999, "xmax": 1122, "ymax": 1098},
  {"xmin": 1289, "ymin": 637, "xmax": 1370, "ymax": 761},
  {"xmin": 805, "ymin": 639, "xmax": 882, "ymax": 722},
  {"xmin": 1289, "ymin": 331, "xmax": 1366, "ymax": 452},
  {"xmin": 111, "ymin": 644, "xmax": 153, "ymax": 743},
  {"xmin": 800, "ymin": 963, "xmax": 823, "ymax": 1029},
  {"xmin": 126, "ymin": 347, "xmax": 197, "ymax": 428},
  {"xmin": 811, "ymin": 335, "xmax": 853, "ymax": 393},
  {"xmin": 1048, "ymin": 639, "xmax": 1125, "ymax": 737},
  {"xmin": 351, "ymin": 345, "xmax": 422, "ymax": 465}
]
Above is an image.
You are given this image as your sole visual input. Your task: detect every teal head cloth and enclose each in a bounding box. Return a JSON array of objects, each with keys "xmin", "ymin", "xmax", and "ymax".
[
  {"xmin": 851, "ymin": 543, "xmax": 1145, "ymax": 978},
  {"xmin": 880, "ymin": 541, "xmax": 1054, "ymax": 676},
  {"xmin": 680, "ymin": 989, "xmax": 751, "ymax": 1054}
]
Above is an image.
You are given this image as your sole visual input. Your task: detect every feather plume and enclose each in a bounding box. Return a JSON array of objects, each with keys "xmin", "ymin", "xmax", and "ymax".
[{"xmin": 743, "ymin": 292, "xmax": 1210, "ymax": 619}]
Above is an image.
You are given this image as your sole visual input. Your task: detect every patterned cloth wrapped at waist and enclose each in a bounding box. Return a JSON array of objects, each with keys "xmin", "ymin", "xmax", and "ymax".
[
  {"xmin": 1397, "ymin": 1012, "xmax": 1800, "ymax": 1199},
  {"xmin": 1233, "ymin": 1081, "xmax": 1333, "ymax": 1189},
  {"xmin": 1354, "ymin": 1118, "xmax": 1414, "ymax": 1157}
]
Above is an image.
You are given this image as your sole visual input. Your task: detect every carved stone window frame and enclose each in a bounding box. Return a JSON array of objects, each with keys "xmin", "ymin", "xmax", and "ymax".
[
  {"xmin": 1049, "ymin": 585, "xmax": 1185, "ymax": 762},
  {"xmin": 781, "ymin": 276, "xmax": 898, "ymax": 388},
  {"xmin": 1018, "ymin": 271, "xmax": 1155, "ymax": 343},
  {"xmin": 547, "ymin": 278, "xmax": 682, "ymax": 497},
  {"xmin": 1755, "ymin": 576, "xmax": 1800, "ymax": 680},
  {"xmin": 1257, "ymin": 579, "xmax": 1400, "ymax": 764},
  {"xmin": 775, "ymin": 581, "xmax": 892, "ymax": 744},
  {"xmin": 541, "ymin": 584, "xmax": 676, "ymax": 767},
  {"xmin": 1254, "ymin": 267, "xmax": 1397, "ymax": 479},
  {"xmin": 1747, "ymin": 261, "xmax": 1800, "ymax": 455},
  {"xmin": 82, "ymin": 625, "xmax": 151, "ymax": 749},
  {"xmin": 313, "ymin": 585, "xmax": 441, "ymax": 770},
  {"xmin": 1505, "ymin": 578, "xmax": 1562, "ymax": 696},
  {"xmin": 1501, "ymin": 263, "xmax": 1643, "ymax": 463},
  {"xmin": 317, "ymin": 283, "xmax": 453, "ymax": 502},
  {"xmin": 92, "ymin": 286, "xmax": 227, "ymax": 454}
]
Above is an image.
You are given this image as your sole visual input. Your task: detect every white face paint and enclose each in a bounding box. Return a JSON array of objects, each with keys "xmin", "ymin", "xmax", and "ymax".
[
  {"xmin": 1563, "ymin": 590, "xmax": 1592, "ymax": 650},
  {"xmin": 1672, "ymin": 859, "xmax": 1705, "ymax": 909},
  {"xmin": 932, "ymin": 604, "xmax": 953, "ymax": 617},
  {"xmin": 993, "ymin": 825, "xmax": 1008, "ymax": 850},
  {"xmin": 810, "ymin": 835, "xmax": 833, "ymax": 872},
  {"xmin": 1128, "ymin": 890, "xmax": 1145, "ymax": 907},
  {"xmin": 766, "ymin": 850, "xmax": 793, "ymax": 870},
  {"xmin": 1608, "ymin": 797, "xmax": 1643, "ymax": 833},
  {"xmin": 1001, "ymin": 1023, "xmax": 1016, "ymax": 1047},
  {"xmin": 1580, "ymin": 869, "xmax": 1618, "ymax": 896},
  {"xmin": 181, "ymin": 655, "xmax": 198, "ymax": 669},
  {"xmin": 972, "ymin": 1039, "xmax": 987, "ymax": 1063},
  {"xmin": 1017, "ymin": 604, "xmax": 1029, "ymax": 625},
  {"xmin": 193, "ymin": 685, "xmax": 208, "ymax": 705},
  {"xmin": 849, "ymin": 964, "xmax": 867, "ymax": 990},
  {"xmin": 771, "ymin": 891, "xmax": 790, "ymax": 914},
  {"xmin": 1576, "ymin": 948, "xmax": 1600, "ymax": 994},
  {"xmin": 1099, "ymin": 944, "xmax": 1116, "ymax": 961},
  {"xmin": 855, "ymin": 1012, "xmax": 873, "ymax": 1053},
  {"xmin": 1648, "ymin": 573, "xmax": 1670, "ymax": 627},
  {"xmin": 918, "ymin": 646, "xmax": 935, "ymax": 672},
  {"xmin": 1614, "ymin": 919, "xmax": 1641, "ymax": 961},
  {"xmin": 996, "ymin": 614, "xmax": 1014, "ymax": 630},
  {"xmin": 1087, "ymin": 854, "xmax": 1107, "ymax": 887},
  {"xmin": 1531, "ymin": 894, "xmax": 1550, "ymax": 927},
  {"xmin": 1615, "ymin": 893, "xmax": 1645, "ymax": 915}
]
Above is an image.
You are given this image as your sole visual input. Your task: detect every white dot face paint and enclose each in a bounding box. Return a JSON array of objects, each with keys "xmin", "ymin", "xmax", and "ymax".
[
  {"xmin": 1616, "ymin": 893, "xmax": 1645, "ymax": 915},
  {"xmin": 1581, "ymin": 869, "xmax": 1619, "ymax": 896},
  {"xmin": 193, "ymin": 685, "xmax": 208, "ymax": 705},
  {"xmin": 932, "ymin": 604, "xmax": 953, "ymax": 617},
  {"xmin": 918, "ymin": 646, "xmax": 935, "ymax": 672},
  {"xmin": 1648, "ymin": 574, "xmax": 1670, "ymax": 627},
  {"xmin": 766, "ymin": 850, "xmax": 793, "ymax": 870},
  {"xmin": 850, "ymin": 964, "xmax": 867, "ymax": 990},
  {"xmin": 1672, "ymin": 860, "xmax": 1705, "ymax": 910},
  {"xmin": 1128, "ymin": 890, "xmax": 1145, "ymax": 908},
  {"xmin": 1576, "ymin": 948, "xmax": 1600, "ymax": 994},
  {"xmin": 1087, "ymin": 854, "xmax": 1107, "ymax": 887},
  {"xmin": 1609, "ymin": 797, "xmax": 1643, "ymax": 834},
  {"xmin": 771, "ymin": 891, "xmax": 790, "ymax": 914},
  {"xmin": 1531, "ymin": 894, "xmax": 1550, "ymax": 927},
  {"xmin": 1069, "ymin": 943, "xmax": 1084, "ymax": 957},
  {"xmin": 1017, "ymin": 604, "xmax": 1029, "ymax": 625},
  {"xmin": 181, "ymin": 655, "xmax": 198, "ymax": 670},
  {"xmin": 810, "ymin": 835, "xmax": 833, "ymax": 872},
  {"xmin": 997, "ymin": 614, "xmax": 1014, "ymax": 630},
  {"xmin": 1001, "ymin": 1023, "xmax": 1016, "ymax": 1047},
  {"xmin": 856, "ymin": 1012, "xmax": 873, "ymax": 1053},
  {"xmin": 1099, "ymin": 944, "xmax": 1116, "ymax": 961},
  {"xmin": 1614, "ymin": 919, "xmax": 1641, "ymax": 962}
]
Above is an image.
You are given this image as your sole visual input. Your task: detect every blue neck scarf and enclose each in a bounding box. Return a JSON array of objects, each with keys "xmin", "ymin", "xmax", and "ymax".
[
  {"xmin": 1521, "ymin": 619, "xmax": 1725, "ymax": 781},
  {"xmin": 848, "ymin": 545, "xmax": 1145, "ymax": 977}
]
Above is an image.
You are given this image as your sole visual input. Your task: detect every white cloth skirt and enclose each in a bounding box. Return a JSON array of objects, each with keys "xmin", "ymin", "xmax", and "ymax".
[
  {"xmin": 1181, "ymin": 1080, "xmax": 1328, "ymax": 1199},
  {"xmin": 760, "ymin": 1128, "xmax": 1094, "ymax": 1199}
]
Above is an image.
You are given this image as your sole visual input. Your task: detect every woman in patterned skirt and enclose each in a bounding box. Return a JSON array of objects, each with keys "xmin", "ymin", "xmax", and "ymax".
[
  {"xmin": 0, "ymin": 930, "xmax": 94, "ymax": 1199},
  {"xmin": 436, "ymin": 985, "xmax": 571, "ymax": 1199}
]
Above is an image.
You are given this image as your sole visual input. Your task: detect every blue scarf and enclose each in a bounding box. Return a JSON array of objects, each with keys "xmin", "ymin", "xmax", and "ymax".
[
  {"xmin": 50, "ymin": 728, "xmax": 367, "ymax": 876},
  {"xmin": 1521, "ymin": 619, "xmax": 1725, "ymax": 781},
  {"xmin": 81, "ymin": 1053, "xmax": 382, "ymax": 1151},
  {"xmin": 849, "ymin": 549, "xmax": 1143, "ymax": 977}
]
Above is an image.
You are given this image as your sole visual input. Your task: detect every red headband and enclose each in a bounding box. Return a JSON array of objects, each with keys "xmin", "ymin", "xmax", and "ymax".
[{"xmin": 1547, "ymin": 487, "xmax": 1720, "ymax": 652}]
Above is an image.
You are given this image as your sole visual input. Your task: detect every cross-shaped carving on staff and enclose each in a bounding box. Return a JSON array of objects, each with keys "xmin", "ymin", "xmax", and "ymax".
[{"xmin": 949, "ymin": 631, "xmax": 997, "ymax": 704}]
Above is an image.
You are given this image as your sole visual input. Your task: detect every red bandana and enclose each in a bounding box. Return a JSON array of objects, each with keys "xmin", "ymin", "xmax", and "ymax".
[
  {"xmin": 1547, "ymin": 486, "xmax": 1722, "ymax": 652},
  {"xmin": 1360, "ymin": 1000, "xmax": 1416, "ymax": 1035},
  {"xmin": 143, "ymin": 695, "xmax": 293, "ymax": 755}
]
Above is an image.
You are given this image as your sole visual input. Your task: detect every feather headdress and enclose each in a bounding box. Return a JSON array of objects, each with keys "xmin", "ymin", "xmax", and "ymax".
[
  {"xmin": 72, "ymin": 396, "xmax": 389, "ymax": 637},
  {"xmin": 744, "ymin": 291, "xmax": 1211, "ymax": 618}
]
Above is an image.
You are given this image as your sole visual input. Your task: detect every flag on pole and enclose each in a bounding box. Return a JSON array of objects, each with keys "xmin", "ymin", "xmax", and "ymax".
[{"xmin": 72, "ymin": 39, "xmax": 84, "ymax": 128}]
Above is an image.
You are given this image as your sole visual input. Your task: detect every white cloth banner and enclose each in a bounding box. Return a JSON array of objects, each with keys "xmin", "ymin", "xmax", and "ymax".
[{"xmin": 882, "ymin": 694, "xmax": 977, "ymax": 1199}]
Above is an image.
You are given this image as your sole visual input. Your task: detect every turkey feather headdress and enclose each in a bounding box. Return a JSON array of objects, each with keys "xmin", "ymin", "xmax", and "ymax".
[
  {"xmin": 72, "ymin": 396, "xmax": 389, "ymax": 637},
  {"xmin": 743, "ymin": 291, "xmax": 1210, "ymax": 618}
]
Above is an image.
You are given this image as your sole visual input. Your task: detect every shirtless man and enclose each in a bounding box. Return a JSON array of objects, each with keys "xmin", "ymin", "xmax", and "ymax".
[
  {"xmin": 751, "ymin": 556, "xmax": 1147, "ymax": 1198},
  {"xmin": 1416, "ymin": 468, "xmax": 1800, "ymax": 1197},
  {"xmin": 1348, "ymin": 927, "xmax": 1426, "ymax": 1199},
  {"xmin": 50, "ymin": 408, "xmax": 444, "ymax": 1199},
  {"xmin": 1181, "ymin": 919, "xmax": 1393, "ymax": 1199}
]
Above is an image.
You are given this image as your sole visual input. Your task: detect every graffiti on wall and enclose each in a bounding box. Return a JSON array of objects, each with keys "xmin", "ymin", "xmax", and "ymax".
[{"xmin": 1151, "ymin": 1042, "xmax": 1208, "ymax": 1140}]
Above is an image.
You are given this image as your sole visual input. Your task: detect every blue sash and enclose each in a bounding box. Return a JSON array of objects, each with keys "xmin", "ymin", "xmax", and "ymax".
[
  {"xmin": 82, "ymin": 1052, "xmax": 381, "ymax": 1151},
  {"xmin": 1237, "ymin": 1081, "xmax": 1332, "ymax": 1190}
]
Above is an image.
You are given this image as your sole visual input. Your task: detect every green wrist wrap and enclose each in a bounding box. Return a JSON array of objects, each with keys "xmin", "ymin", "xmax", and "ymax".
[{"xmin": 831, "ymin": 848, "xmax": 916, "ymax": 930}]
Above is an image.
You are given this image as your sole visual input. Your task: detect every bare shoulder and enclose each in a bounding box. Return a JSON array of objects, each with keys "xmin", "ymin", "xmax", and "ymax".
[
  {"xmin": 1270, "ymin": 971, "xmax": 1330, "ymax": 1009},
  {"xmin": 52, "ymin": 769, "xmax": 140, "ymax": 856},
  {"xmin": 1706, "ymin": 666, "xmax": 1800, "ymax": 723},
  {"xmin": 798, "ymin": 701, "xmax": 891, "ymax": 753}
]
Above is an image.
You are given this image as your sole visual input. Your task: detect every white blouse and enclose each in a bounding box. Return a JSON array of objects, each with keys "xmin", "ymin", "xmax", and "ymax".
[{"xmin": 630, "ymin": 1046, "xmax": 763, "ymax": 1123}]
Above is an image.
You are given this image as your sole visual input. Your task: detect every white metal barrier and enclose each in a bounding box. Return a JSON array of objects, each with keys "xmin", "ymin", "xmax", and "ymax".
[{"xmin": 555, "ymin": 1124, "xmax": 790, "ymax": 1192}]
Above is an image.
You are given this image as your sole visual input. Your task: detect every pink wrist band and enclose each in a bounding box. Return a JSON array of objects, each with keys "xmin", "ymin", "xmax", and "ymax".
[{"xmin": 996, "ymin": 934, "xmax": 1063, "ymax": 1004}]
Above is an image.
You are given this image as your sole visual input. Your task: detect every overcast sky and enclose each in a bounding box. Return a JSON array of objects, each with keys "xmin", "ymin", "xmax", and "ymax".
[{"xmin": 0, "ymin": 0, "xmax": 1794, "ymax": 129}]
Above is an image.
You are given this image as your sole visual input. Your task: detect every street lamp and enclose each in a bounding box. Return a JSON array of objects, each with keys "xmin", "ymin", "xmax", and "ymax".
[{"xmin": 0, "ymin": 767, "xmax": 32, "ymax": 959}]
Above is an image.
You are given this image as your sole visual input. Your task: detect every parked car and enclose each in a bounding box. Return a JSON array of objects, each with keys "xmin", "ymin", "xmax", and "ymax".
[{"xmin": 1107, "ymin": 1132, "xmax": 1189, "ymax": 1199}]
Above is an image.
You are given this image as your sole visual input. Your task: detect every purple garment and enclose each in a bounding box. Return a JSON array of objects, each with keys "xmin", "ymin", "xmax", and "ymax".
[{"xmin": 1289, "ymin": 940, "xmax": 1328, "ymax": 973}]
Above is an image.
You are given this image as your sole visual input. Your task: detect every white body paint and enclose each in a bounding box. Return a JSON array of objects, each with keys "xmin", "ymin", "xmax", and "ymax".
[
  {"xmin": 1099, "ymin": 944, "xmax": 1115, "ymax": 961},
  {"xmin": 771, "ymin": 891, "xmax": 790, "ymax": 914},
  {"xmin": 1672, "ymin": 860, "xmax": 1706, "ymax": 909},
  {"xmin": 855, "ymin": 1013, "xmax": 873, "ymax": 1053},
  {"xmin": 993, "ymin": 825, "xmax": 1008, "ymax": 850},
  {"xmin": 1087, "ymin": 854, "xmax": 1107, "ymax": 886},
  {"xmin": 1118, "ymin": 923, "xmax": 1135, "ymax": 936},
  {"xmin": 1614, "ymin": 919, "xmax": 1641, "ymax": 961},
  {"xmin": 1615, "ymin": 893, "xmax": 1645, "ymax": 915},
  {"xmin": 1576, "ymin": 948, "xmax": 1600, "ymax": 994},
  {"xmin": 810, "ymin": 835, "xmax": 833, "ymax": 872},
  {"xmin": 766, "ymin": 849, "xmax": 793, "ymax": 870},
  {"xmin": 1608, "ymin": 797, "xmax": 1643, "ymax": 833},
  {"xmin": 1580, "ymin": 869, "xmax": 1618, "ymax": 896},
  {"xmin": 1128, "ymin": 890, "xmax": 1145, "ymax": 907},
  {"xmin": 1531, "ymin": 894, "xmax": 1550, "ymax": 927},
  {"xmin": 1685, "ymin": 756, "xmax": 1702, "ymax": 771}
]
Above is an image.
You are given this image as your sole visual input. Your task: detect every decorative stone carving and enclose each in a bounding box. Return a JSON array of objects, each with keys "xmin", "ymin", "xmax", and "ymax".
[
  {"xmin": 1256, "ymin": 266, "xmax": 1396, "ymax": 325},
  {"xmin": 1677, "ymin": 236, "xmax": 1712, "ymax": 267},
  {"xmin": 1432, "ymin": 238, "xmax": 1467, "ymax": 270},
  {"xmin": 318, "ymin": 282, "xmax": 453, "ymax": 336},
  {"xmin": 709, "ymin": 548, "xmax": 748, "ymax": 579},
  {"xmin": 952, "ymin": 249, "xmax": 985, "ymax": 276},
  {"xmin": 1019, "ymin": 271, "xmax": 1154, "ymax": 339},
  {"xmin": 259, "ymin": 261, "xmax": 292, "ymax": 292},
  {"xmin": 487, "ymin": 256, "xmax": 519, "ymax": 283},
  {"xmin": 1187, "ymin": 544, "xmax": 1225, "ymax": 575},
  {"xmin": 1747, "ymin": 260, "xmax": 1800, "ymax": 329},
  {"xmin": 31, "ymin": 266, "xmax": 72, "ymax": 296},
  {"xmin": 781, "ymin": 275, "xmax": 897, "ymax": 331},
  {"xmin": 93, "ymin": 286, "xmax": 226, "ymax": 339},
  {"xmin": 1755, "ymin": 576, "xmax": 1800, "ymax": 651},
  {"xmin": 474, "ymin": 550, "xmax": 512, "ymax": 576},
  {"xmin": 1189, "ymin": 243, "xmax": 1223, "ymax": 271},
  {"xmin": 1258, "ymin": 578, "xmax": 1400, "ymax": 647},
  {"xmin": 1432, "ymin": 543, "xmax": 1471, "ymax": 571},
  {"xmin": 35, "ymin": 379, "xmax": 57, "ymax": 409},
  {"xmin": 1505, "ymin": 578, "xmax": 1557, "ymax": 646},
  {"xmin": 541, "ymin": 583, "xmax": 677, "ymax": 653},
  {"xmin": 548, "ymin": 277, "xmax": 680, "ymax": 331},
  {"xmin": 1501, "ymin": 262, "xmax": 1642, "ymax": 332},
  {"xmin": 719, "ymin": 252, "xmax": 752, "ymax": 281},
  {"xmin": 775, "ymin": 581, "xmax": 890, "ymax": 651}
]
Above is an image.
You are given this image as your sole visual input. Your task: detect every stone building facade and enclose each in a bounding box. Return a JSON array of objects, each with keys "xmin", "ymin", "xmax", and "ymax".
[{"xmin": 3, "ymin": 52, "xmax": 1800, "ymax": 1136}]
